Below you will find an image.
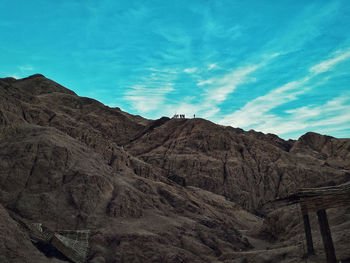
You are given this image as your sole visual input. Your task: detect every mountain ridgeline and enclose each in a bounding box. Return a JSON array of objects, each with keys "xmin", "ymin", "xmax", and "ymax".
[{"xmin": 0, "ymin": 74, "xmax": 349, "ymax": 262}]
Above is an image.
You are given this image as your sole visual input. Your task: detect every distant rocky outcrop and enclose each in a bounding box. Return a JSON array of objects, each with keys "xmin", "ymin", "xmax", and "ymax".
[
  {"xmin": 0, "ymin": 74, "xmax": 349, "ymax": 263},
  {"xmin": 126, "ymin": 117, "xmax": 350, "ymax": 212}
]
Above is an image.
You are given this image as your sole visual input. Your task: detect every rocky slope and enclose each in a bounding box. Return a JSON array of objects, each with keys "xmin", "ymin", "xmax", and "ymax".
[
  {"xmin": 0, "ymin": 74, "xmax": 349, "ymax": 263},
  {"xmin": 126, "ymin": 117, "xmax": 350, "ymax": 213}
]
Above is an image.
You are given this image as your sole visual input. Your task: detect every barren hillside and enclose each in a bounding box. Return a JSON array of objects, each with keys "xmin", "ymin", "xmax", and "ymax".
[{"xmin": 0, "ymin": 74, "xmax": 349, "ymax": 263}]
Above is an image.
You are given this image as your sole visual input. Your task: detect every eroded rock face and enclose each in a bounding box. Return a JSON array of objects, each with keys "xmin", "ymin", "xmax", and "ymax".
[
  {"xmin": 0, "ymin": 124, "xmax": 256, "ymax": 262},
  {"xmin": 126, "ymin": 118, "xmax": 350, "ymax": 212},
  {"xmin": 0, "ymin": 75, "xmax": 349, "ymax": 262}
]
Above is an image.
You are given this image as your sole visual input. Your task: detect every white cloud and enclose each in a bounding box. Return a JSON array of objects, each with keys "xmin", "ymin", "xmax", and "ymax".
[
  {"xmin": 9, "ymin": 74, "xmax": 20, "ymax": 79},
  {"xmin": 179, "ymin": 64, "xmax": 261, "ymax": 119},
  {"xmin": 201, "ymin": 107, "xmax": 221, "ymax": 119},
  {"xmin": 148, "ymin": 67, "xmax": 178, "ymax": 74},
  {"xmin": 208, "ymin": 63, "xmax": 217, "ymax": 70},
  {"xmin": 1, "ymin": 71, "xmax": 21, "ymax": 79},
  {"xmin": 197, "ymin": 79, "xmax": 213, "ymax": 86},
  {"xmin": 19, "ymin": 65, "xmax": 34, "ymax": 72},
  {"xmin": 123, "ymin": 53, "xmax": 279, "ymax": 119},
  {"xmin": 124, "ymin": 84, "xmax": 174, "ymax": 113},
  {"xmin": 218, "ymin": 49, "xmax": 350, "ymax": 138},
  {"xmin": 268, "ymin": 53, "xmax": 280, "ymax": 59},
  {"xmin": 219, "ymin": 77, "xmax": 311, "ymax": 127},
  {"xmin": 204, "ymin": 65, "xmax": 259, "ymax": 105},
  {"xmin": 129, "ymin": 64, "xmax": 260, "ymax": 118},
  {"xmin": 310, "ymin": 50, "xmax": 350, "ymax": 75},
  {"xmin": 166, "ymin": 54, "xmax": 279, "ymax": 119},
  {"xmin": 253, "ymin": 95, "xmax": 350, "ymax": 136},
  {"xmin": 197, "ymin": 53, "xmax": 280, "ymax": 117},
  {"xmin": 123, "ymin": 68, "xmax": 176, "ymax": 114},
  {"xmin": 184, "ymin": 67, "xmax": 197, "ymax": 74}
]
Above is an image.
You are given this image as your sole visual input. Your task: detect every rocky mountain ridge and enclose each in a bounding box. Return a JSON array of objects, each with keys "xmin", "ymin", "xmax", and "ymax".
[{"xmin": 0, "ymin": 74, "xmax": 349, "ymax": 262}]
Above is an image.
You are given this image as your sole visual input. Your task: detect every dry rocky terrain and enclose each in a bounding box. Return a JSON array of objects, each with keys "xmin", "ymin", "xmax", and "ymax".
[{"xmin": 0, "ymin": 74, "xmax": 349, "ymax": 262}]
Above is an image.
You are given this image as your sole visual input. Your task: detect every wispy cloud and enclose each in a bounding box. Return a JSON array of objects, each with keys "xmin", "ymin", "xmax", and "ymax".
[
  {"xmin": 148, "ymin": 68, "xmax": 178, "ymax": 74},
  {"xmin": 158, "ymin": 64, "xmax": 260, "ymax": 119},
  {"xmin": 218, "ymin": 49, "xmax": 350, "ymax": 138},
  {"xmin": 19, "ymin": 65, "xmax": 34, "ymax": 72},
  {"xmin": 9, "ymin": 74, "xmax": 20, "ymax": 79},
  {"xmin": 124, "ymin": 84, "xmax": 174, "ymax": 113},
  {"xmin": 184, "ymin": 67, "xmax": 197, "ymax": 74},
  {"xmin": 218, "ymin": 77, "xmax": 311, "ymax": 127},
  {"xmin": 310, "ymin": 49, "xmax": 350, "ymax": 75},
  {"xmin": 197, "ymin": 79, "xmax": 213, "ymax": 86},
  {"xmin": 202, "ymin": 65, "xmax": 259, "ymax": 105},
  {"xmin": 208, "ymin": 63, "xmax": 217, "ymax": 70},
  {"xmin": 122, "ymin": 68, "xmax": 176, "ymax": 114},
  {"xmin": 123, "ymin": 55, "xmax": 273, "ymax": 118},
  {"xmin": 191, "ymin": 54, "xmax": 281, "ymax": 118},
  {"xmin": 2, "ymin": 65, "xmax": 35, "ymax": 79},
  {"xmin": 254, "ymin": 94, "xmax": 350, "ymax": 137}
]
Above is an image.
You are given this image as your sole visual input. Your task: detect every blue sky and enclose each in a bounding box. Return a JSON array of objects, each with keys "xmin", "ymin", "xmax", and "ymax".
[{"xmin": 1, "ymin": 0, "xmax": 350, "ymax": 139}]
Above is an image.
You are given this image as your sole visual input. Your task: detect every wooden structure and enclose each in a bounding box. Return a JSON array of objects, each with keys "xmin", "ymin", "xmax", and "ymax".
[
  {"xmin": 283, "ymin": 182, "xmax": 350, "ymax": 263},
  {"xmin": 11, "ymin": 213, "xmax": 89, "ymax": 263},
  {"xmin": 51, "ymin": 230, "xmax": 90, "ymax": 263}
]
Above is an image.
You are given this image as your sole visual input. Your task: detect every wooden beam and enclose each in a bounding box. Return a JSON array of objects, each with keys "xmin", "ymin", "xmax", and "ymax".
[
  {"xmin": 300, "ymin": 192, "xmax": 350, "ymax": 213},
  {"xmin": 317, "ymin": 209, "xmax": 337, "ymax": 263},
  {"xmin": 281, "ymin": 182, "xmax": 350, "ymax": 212},
  {"xmin": 302, "ymin": 213, "xmax": 315, "ymax": 255}
]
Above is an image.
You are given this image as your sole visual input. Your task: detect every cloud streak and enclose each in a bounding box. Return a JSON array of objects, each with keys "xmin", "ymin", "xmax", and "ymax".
[
  {"xmin": 170, "ymin": 64, "xmax": 261, "ymax": 119},
  {"xmin": 122, "ymin": 67, "xmax": 176, "ymax": 113},
  {"xmin": 19, "ymin": 65, "xmax": 34, "ymax": 72},
  {"xmin": 218, "ymin": 49, "xmax": 350, "ymax": 138},
  {"xmin": 254, "ymin": 94, "xmax": 350, "ymax": 137},
  {"xmin": 124, "ymin": 84, "xmax": 174, "ymax": 113},
  {"xmin": 310, "ymin": 50, "xmax": 350, "ymax": 75},
  {"xmin": 203, "ymin": 65, "xmax": 259, "ymax": 105},
  {"xmin": 184, "ymin": 67, "xmax": 197, "ymax": 74},
  {"xmin": 189, "ymin": 53, "xmax": 281, "ymax": 119}
]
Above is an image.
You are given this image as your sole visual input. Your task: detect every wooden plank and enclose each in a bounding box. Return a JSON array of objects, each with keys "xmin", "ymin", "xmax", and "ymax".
[
  {"xmin": 299, "ymin": 191, "xmax": 350, "ymax": 213},
  {"xmin": 51, "ymin": 234, "xmax": 87, "ymax": 263},
  {"xmin": 317, "ymin": 209, "xmax": 337, "ymax": 263},
  {"xmin": 281, "ymin": 182, "xmax": 350, "ymax": 211},
  {"xmin": 299, "ymin": 182, "xmax": 350, "ymax": 193},
  {"xmin": 302, "ymin": 213, "xmax": 315, "ymax": 255}
]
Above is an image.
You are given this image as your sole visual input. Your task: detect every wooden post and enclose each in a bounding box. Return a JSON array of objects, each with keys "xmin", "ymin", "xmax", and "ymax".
[
  {"xmin": 302, "ymin": 213, "xmax": 315, "ymax": 255},
  {"xmin": 317, "ymin": 209, "xmax": 337, "ymax": 263}
]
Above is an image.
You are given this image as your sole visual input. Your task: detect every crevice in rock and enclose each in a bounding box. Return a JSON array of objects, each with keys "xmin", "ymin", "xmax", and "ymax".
[
  {"xmin": 275, "ymin": 172, "xmax": 284, "ymax": 198},
  {"xmin": 108, "ymin": 152, "xmax": 117, "ymax": 166},
  {"xmin": 127, "ymin": 116, "xmax": 170, "ymax": 145},
  {"xmin": 168, "ymin": 173, "xmax": 186, "ymax": 187},
  {"xmin": 33, "ymin": 241, "xmax": 73, "ymax": 262},
  {"xmin": 222, "ymin": 154, "xmax": 228, "ymax": 183},
  {"xmin": 21, "ymin": 106, "xmax": 27, "ymax": 122},
  {"xmin": 48, "ymin": 113, "xmax": 56, "ymax": 123},
  {"xmin": 25, "ymin": 145, "xmax": 39, "ymax": 189}
]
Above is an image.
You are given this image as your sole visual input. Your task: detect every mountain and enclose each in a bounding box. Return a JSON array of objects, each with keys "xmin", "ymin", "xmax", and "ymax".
[{"xmin": 0, "ymin": 74, "xmax": 349, "ymax": 263}]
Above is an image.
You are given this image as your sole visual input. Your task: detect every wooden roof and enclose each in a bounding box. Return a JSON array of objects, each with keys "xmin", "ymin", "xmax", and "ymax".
[
  {"xmin": 10, "ymin": 212, "xmax": 89, "ymax": 263},
  {"xmin": 278, "ymin": 182, "xmax": 350, "ymax": 214}
]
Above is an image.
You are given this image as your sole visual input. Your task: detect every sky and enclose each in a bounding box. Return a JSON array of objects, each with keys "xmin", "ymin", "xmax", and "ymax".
[{"xmin": 1, "ymin": 0, "xmax": 350, "ymax": 140}]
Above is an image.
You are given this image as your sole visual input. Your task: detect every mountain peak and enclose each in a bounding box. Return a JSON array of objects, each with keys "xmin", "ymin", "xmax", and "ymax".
[
  {"xmin": 0, "ymin": 75, "xmax": 349, "ymax": 262},
  {"xmin": 11, "ymin": 73, "xmax": 77, "ymax": 96},
  {"xmin": 27, "ymin": 73, "xmax": 45, "ymax": 79}
]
